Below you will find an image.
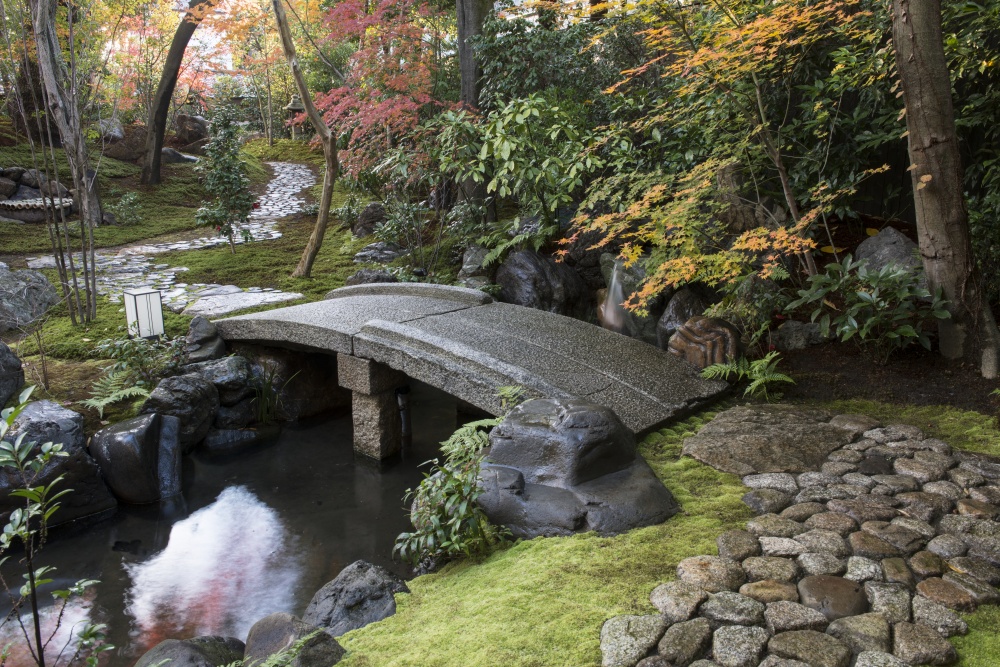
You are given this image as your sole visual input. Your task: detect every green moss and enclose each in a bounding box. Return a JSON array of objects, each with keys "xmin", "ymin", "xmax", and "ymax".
[
  {"xmin": 953, "ymin": 605, "xmax": 1000, "ymax": 666},
  {"xmin": 243, "ymin": 138, "xmax": 326, "ymax": 166},
  {"xmin": 0, "ymin": 143, "xmax": 140, "ymax": 181},
  {"xmin": 338, "ymin": 410, "xmax": 750, "ymax": 667}
]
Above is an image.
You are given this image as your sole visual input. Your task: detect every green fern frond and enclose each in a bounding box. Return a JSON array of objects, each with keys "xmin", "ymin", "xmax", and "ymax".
[{"xmin": 79, "ymin": 371, "xmax": 151, "ymax": 418}]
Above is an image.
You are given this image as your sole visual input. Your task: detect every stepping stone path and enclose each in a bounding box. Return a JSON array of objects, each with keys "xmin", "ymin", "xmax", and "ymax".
[
  {"xmin": 602, "ymin": 406, "xmax": 1000, "ymax": 667},
  {"xmin": 25, "ymin": 162, "xmax": 313, "ymax": 317}
]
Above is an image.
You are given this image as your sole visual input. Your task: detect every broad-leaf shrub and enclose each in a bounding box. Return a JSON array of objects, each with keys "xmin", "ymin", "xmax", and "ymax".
[
  {"xmin": 785, "ymin": 255, "xmax": 950, "ymax": 364},
  {"xmin": 196, "ymin": 105, "xmax": 256, "ymax": 252}
]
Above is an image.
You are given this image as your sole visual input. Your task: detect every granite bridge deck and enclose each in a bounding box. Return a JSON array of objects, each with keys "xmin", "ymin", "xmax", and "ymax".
[{"xmin": 215, "ymin": 283, "xmax": 727, "ymax": 457}]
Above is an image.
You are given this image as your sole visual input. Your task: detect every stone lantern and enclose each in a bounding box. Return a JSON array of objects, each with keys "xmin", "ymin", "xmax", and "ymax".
[{"xmin": 284, "ymin": 94, "xmax": 305, "ymax": 139}]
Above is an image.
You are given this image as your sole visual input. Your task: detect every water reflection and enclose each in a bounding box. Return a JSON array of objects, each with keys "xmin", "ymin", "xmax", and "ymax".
[
  {"xmin": 125, "ymin": 486, "xmax": 301, "ymax": 651},
  {"xmin": 0, "ymin": 594, "xmax": 93, "ymax": 667}
]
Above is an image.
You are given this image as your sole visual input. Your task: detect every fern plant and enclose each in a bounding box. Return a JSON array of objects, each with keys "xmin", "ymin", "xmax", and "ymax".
[
  {"xmin": 79, "ymin": 370, "xmax": 151, "ymax": 418},
  {"xmin": 701, "ymin": 352, "xmax": 795, "ymax": 402}
]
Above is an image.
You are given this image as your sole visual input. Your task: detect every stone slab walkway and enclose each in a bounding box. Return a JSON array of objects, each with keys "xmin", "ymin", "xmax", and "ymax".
[
  {"xmin": 601, "ymin": 405, "xmax": 1000, "ymax": 667},
  {"xmin": 214, "ymin": 283, "xmax": 728, "ymax": 434},
  {"xmin": 25, "ymin": 162, "xmax": 313, "ymax": 316}
]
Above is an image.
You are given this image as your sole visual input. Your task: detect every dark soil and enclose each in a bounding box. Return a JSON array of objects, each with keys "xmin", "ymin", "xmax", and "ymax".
[{"xmin": 780, "ymin": 339, "xmax": 1000, "ymax": 415}]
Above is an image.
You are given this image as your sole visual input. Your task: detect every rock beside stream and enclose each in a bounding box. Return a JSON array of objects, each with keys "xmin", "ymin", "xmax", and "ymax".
[
  {"xmin": 244, "ymin": 612, "xmax": 345, "ymax": 667},
  {"xmin": 141, "ymin": 374, "xmax": 220, "ymax": 452},
  {"xmin": 303, "ymin": 560, "xmax": 410, "ymax": 637},
  {"xmin": 134, "ymin": 636, "xmax": 245, "ymax": 667}
]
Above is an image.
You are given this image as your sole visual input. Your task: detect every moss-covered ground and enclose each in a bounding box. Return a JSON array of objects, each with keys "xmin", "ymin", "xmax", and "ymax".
[{"xmin": 336, "ymin": 401, "xmax": 1000, "ymax": 667}]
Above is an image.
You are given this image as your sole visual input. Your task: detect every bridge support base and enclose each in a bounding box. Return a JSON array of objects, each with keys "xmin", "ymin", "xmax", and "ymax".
[{"xmin": 338, "ymin": 353, "xmax": 406, "ymax": 459}]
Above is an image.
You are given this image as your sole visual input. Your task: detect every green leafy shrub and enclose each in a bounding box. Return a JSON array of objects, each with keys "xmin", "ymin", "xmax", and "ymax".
[
  {"xmin": 104, "ymin": 191, "xmax": 143, "ymax": 226},
  {"xmin": 94, "ymin": 333, "xmax": 185, "ymax": 386},
  {"xmin": 701, "ymin": 352, "xmax": 795, "ymax": 401},
  {"xmin": 785, "ymin": 255, "xmax": 950, "ymax": 364},
  {"xmin": 196, "ymin": 105, "xmax": 257, "ymax": 252}
]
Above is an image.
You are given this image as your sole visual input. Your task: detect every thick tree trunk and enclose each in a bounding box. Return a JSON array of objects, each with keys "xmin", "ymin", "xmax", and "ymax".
[
  {"xmin": 271, "ymin": 0, "xmax": 338, "ymax": 279},
  {"xmin": 456, "ymin": 0, "xmax": 491, "ymax": 109},
  {"xmin": 140, "ymin": 0, "xmax": 212, "ymax": 185},
  {"xmin": 891, "ymin": 0, "xmax": 1000, "ymax": 377}
]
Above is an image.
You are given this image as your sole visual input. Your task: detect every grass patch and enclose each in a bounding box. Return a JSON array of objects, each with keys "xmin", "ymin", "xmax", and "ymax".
[
  {"xmin": 338, "ymin": 410, "xmax": 750, "ymax": 667},
  {"xmin": 0, "ymin": 144, "xmax": 268, "ymax": 254},
  {"xmin": 953, "ymin": 605, "xmax": 1000, "ymax": 666},
  {"xmin": 243, "ymin": 138, "xmax": 326, "ymax": 166}
]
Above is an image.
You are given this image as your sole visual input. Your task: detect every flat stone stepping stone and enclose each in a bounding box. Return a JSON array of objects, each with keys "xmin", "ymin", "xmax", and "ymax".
[
  {"xmin": 854, "ymin": 652, "xmax": 908, "ymax": 667},
  {"xmin": 864, "ymin": 582, "xmax": 912, "ymax": 623},
  {"xmin": 912, "ymin": 594, "xmax": 969, "ymax": 637},
  {"xmin": 797, "ymin": 575, "xmax": 869, "ymax": 621},
  {"xmin": 656, "ymin": 618, "xmax": 711, "ymax": 665},
  {"xmin": 744, "ymin": 557, "xmax": 800, "ymax": 583},
  {"xmin": 699, "ymin": 591, "xmax": 764, "ymax": 626},
  {"xmin": 600, "ymin": 615, "xmax": 667, "ymax": 667},
  {"xmin": 767, "ymin": 630, "xmax": 851, "ymax": 667},
  {"xmin": 717, "ymin": 529, "xmax": 761, "ymax": 561},
  {"xmin": 892, "ymin": 621, "xmax": 957, "ymax": 666},
  {"xmin": 712, "ymin": 625, "xmax": 769, "ymax": 667},
  {"xmin": 182, "ymin": 290, "xmax": 303, "ymax": 317},
  {"xmin": 677, "ymin": 556, "xmax": 746, "ymax": 593},
  {"xmin": 650, "ymin": 581, "xmax": 708, "ymax": 623},
  {"xmin": 764, "ymin": 600, "xmax": 828, "ymax": 633},
  {"xmin": 740, "ymin": 580, "xmax": 799, "ymax": 603},
  {"xmin": 826, "ymin": 612, "xmax": 891, "ymax": 655}
]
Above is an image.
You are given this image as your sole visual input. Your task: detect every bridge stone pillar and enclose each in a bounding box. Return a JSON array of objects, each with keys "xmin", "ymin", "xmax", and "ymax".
[{"xmin": 337, "ymin": 353, "xmax": 406, "ymax": 459}]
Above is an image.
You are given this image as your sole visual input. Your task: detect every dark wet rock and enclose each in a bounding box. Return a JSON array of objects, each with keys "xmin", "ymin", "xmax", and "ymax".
[
  {"xmin": 141, "ymin": 373, "xmax": 220, "ymax": 451},
  {"xmin": 912, "ymin": 594, "xmax": 969, "ymax": 637},
  {"xmin": 650, "ymin": 581, "xmax": 709, "ymax": 623},
  {"xmin": 892, "ymin": 621, "xmax": 958, "ymax": 666},
  {"xmin": 767, "ymin": 630, "xmax": 851, "ymax": 667},
  {"xmin": 233, "ymin": 344, "xmax": 350, "ymax": 421},
  {"xmin": 863, "ymin": 582, "xmax": 911, "ymax": 623},
  {"xmin": 743, "ymin": 556, "xmax": 800, "ymax": 583},
  {"xmin": 90, "ymin": 413, "xmax": 182, "ymax": 504},
  {"xmin": 495, "ymin": 249, "xmax": 591, "ymax": 320},
  {"xmin": 857, "ymin": 455, "xmax": 894, "ymax": 476},
  {"xmin": 0, "ymin": 177, "xmax": 16, "ymax": 197},
  {"xmin": 244, "ymin": 612, "xmax": 345, "ymax": 667},
  {"xmin": 804, "ymin": 512, "xmax": 857, "ymax": 537},
  {"xmin": 845, "ymin": 557, "xmax": 884, "ymax": 583},
  {"xmin": 796, "ymin": 553, "xmax": 846, "ymax": 577},
  {"xmin": 781, "ymin": 503, "xmax": 827, "ymax": 523},
  {"xmin": 657, "ymin": 617, "xmax": 711, "ymax": 666},
  {"xmin": 712, "ymin": 625, "xmax": 769, "ymax": 667},
  {"xmin": 699, "ymin": 591, "xmax": 765, "ymax": 627},
  {"xmin": 345, "ymin": 268, "xmax": 398, "ymax": 286},
  {"xmin": 2, "ymin": 400, "xmax": 116, "ymax": 526},
  {"xmin": 826, "ymin": 612, "xmax": 890, "ymax": 655},
  {"xmin": 353, "ymin": 202, "xmax": 386, "ymax": 237},
  {"xmin": 303, "ymin": 560, "xmax": 409, "ymax": 637},
  {"xmin": 747, "ymin": 514, "xmax": 806, "ymax": 538},
  {"xmin": 0, "ymin": 340, "xmax": 24, "ymax": 407},
  {"xmin": 600, "ymin": 614, "xmax": 667, "ymax": 667},
  {"xmin": 0, "ymin": 264, "xmax": 58, "ymax": 333},
  {"xmin": 214, "ymin": 397, "xmax": 256, "ymax": 429},
  {"xmin": 682, "ymin": 406, "xmax": 853, "ymax": 476},
  {"xmin": 186, "ymin": 355, "xmax": 254, "ymax": 405},
  {"xmin": 199, "ymin": 425, "xmax": 281, "ymax": 455},
  {"xmin": 739, "ymin": 580, "xmax": 800, "ymax": 604},
  {"xmin": 797, "ymin": 576, "xmax": 869, "ymax": 621},
  {"xmin": 677, "ymin": 556, "xmax": 746, "ymax": 593},
  {"xmin": 134, "ymin": 636, "xmax": 245, "ymax": 667},
  {"xmin": 717, "ymin": 530, "xmax": 761, "ymax": 561},
  {"xmin": 764, "ymin": 601, "xmax": 828, "ymax": 633},
  {"xmin": 656, "ymin": 287, "xmax": 709, "ymax": 348},
  {"xmin": 743, "ymin": 489, "xmax": 793, "ymax": 515},
  {"xmin": 186, "ymin": 316, "xmax": 225, "ymax": 363},
  {"xmin": 667, "ymin": 316, "xmax": 743, "ymax": 370},
  {"xmin": 480, "ymin": 399, "xmax": 679, "ymax": 537}
]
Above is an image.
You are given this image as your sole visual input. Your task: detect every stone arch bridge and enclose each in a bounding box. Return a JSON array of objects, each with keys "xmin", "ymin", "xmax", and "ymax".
[{"xmin": 215, "ymin": 283, "xmax": 727, "ymax": 458}]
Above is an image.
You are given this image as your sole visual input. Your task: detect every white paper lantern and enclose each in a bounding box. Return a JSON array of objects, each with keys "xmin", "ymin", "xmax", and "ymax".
[{"xmin": 124, "ymin": 288, "xmax": 164, "ymax": 339}]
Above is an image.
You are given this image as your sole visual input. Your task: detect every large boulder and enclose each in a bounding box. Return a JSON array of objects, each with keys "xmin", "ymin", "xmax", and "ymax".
[
  {"xmin": 477, "ymin": 399, "xmax": 680, "ymax": 538},
  {"xmin": 185, "ymin": 316, "xmax": 226, "ymax": 364},
  {"xmin": 134, "ymin": 636, "xmax": 245, "ymax": 667},
  {"xmin": 0, "ymin": 263, "xmax": 58, "ymax": 333},
  {"xmin": 1, "ymin": 401, "xmax": 116, "ymax": 526},
  {"xmin": 174, "ymin": 114, "xmax": 210, "ymax": 145},
  {"xmin": 0, "ymin": 340, "xmax": 24, "ymax": 407},
  {"xmin": 140, "ymin": 374, "xmax": 220, "ymax": 451},
  {"xmin": 303, "ymin": 560, "xmax": 410, "ymax": 636},
  {"xmin": 856, "ymin": 227, "xmax": 921, "ymax": 274},
  {"xmin": 353, "ymin": 202, "xmax": 386, "ymax": 237},
  {"xmin": 89, "ymin": 413, "xmax": 182, "ymax": 504},
  {"xmin": 345, "ymin": 268, "xmax": 397, "ymax": 287},
  {"xmin": 0, "ymin": 177, "xmax": 17, "ymax": 198},
  {"xmin": 161, "ymin": 147, "xmax": 198, "ymax": 164},
  {"xmin": 457, "ymin": 245, "xmax": 492, "ymax": 290},
  {"xmin": 495, "ymin": 249, "xmax": 591, "ymax": 320},
  {"xmin": 681, "ymin": 405, "xmax": 858, "ymax": 476},
  {"xmin": 243, "ymin": 613, "xmax": 345, "ymax": 667},
  {"xmin": 185, "ymin": 355, "xmax": 254, "ymax": 406},
  {"xmin": 98, "ymin": 117, "xmax": 125, "ymax": 142}
]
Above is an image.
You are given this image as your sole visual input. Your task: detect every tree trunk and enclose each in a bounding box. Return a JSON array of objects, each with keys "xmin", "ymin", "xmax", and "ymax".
[
  {"xmin": 456, "ymin": 0, "xmax": 491, "ymax": 109},
  {"xmin": 271, "ymin": 0, "xmax": 338, "ymax": 279},
  {"xmin": 140, "ymin": 0, "xmax": 212, "ymax": 185},
  {"xmin": 891, "ymin": 0, "xmax": 1000, "ymax": 378}
]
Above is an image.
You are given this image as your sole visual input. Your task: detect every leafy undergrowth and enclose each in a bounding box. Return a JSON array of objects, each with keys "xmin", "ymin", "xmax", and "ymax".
[
  {"xmin": 0, "ymin": 144, "xmax": 267, "ymax": 254},
  {"xmin": 337, "ymin": 410, "xmax": 751, "ymax": 667}
]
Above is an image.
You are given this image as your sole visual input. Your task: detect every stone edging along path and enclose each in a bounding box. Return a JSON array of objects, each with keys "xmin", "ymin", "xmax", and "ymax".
[
  {"xmin": 26, "ymin": 162, "xmax": 314, "ymax": 317},
  {"xmin": 600, "ymin": 405, "xmax": 1000, "ymax": 667}
]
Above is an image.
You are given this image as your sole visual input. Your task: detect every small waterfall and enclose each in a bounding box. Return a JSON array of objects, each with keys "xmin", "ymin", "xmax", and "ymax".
[
  {"xmin": 599, "ymin": 260, "xmax": 626, "ymax": 333},
  {"xmin": 157, "ymin": 419, "xmax": 182, "ymax": 499}
]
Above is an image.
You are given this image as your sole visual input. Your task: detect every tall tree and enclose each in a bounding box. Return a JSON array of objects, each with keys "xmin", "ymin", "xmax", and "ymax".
[
  {"xmin": 140, "ymin": 0, "xmax": 213, "ymax": 185},
  {"xmin": 891, "ymin": 0, "xmax": 1000, "ymax": 378},
  {"xmin": 456, "ymin": 0, "xmax": 491, "ymax": 108},
  {"xmin": 271, "ymin": 0, "xmax": 337, "ymax": 278}
]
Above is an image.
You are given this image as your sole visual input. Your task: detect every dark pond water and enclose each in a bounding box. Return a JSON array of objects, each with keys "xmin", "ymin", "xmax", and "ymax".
[{"xmin": 1, "ymin": 383, "xmax": 459, "ymax": 667}]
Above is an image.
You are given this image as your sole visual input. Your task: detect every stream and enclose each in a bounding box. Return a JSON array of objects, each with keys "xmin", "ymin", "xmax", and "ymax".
[{"xmin": 1, "ymin": 383, "xmax": 459, "ymax": 667}]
